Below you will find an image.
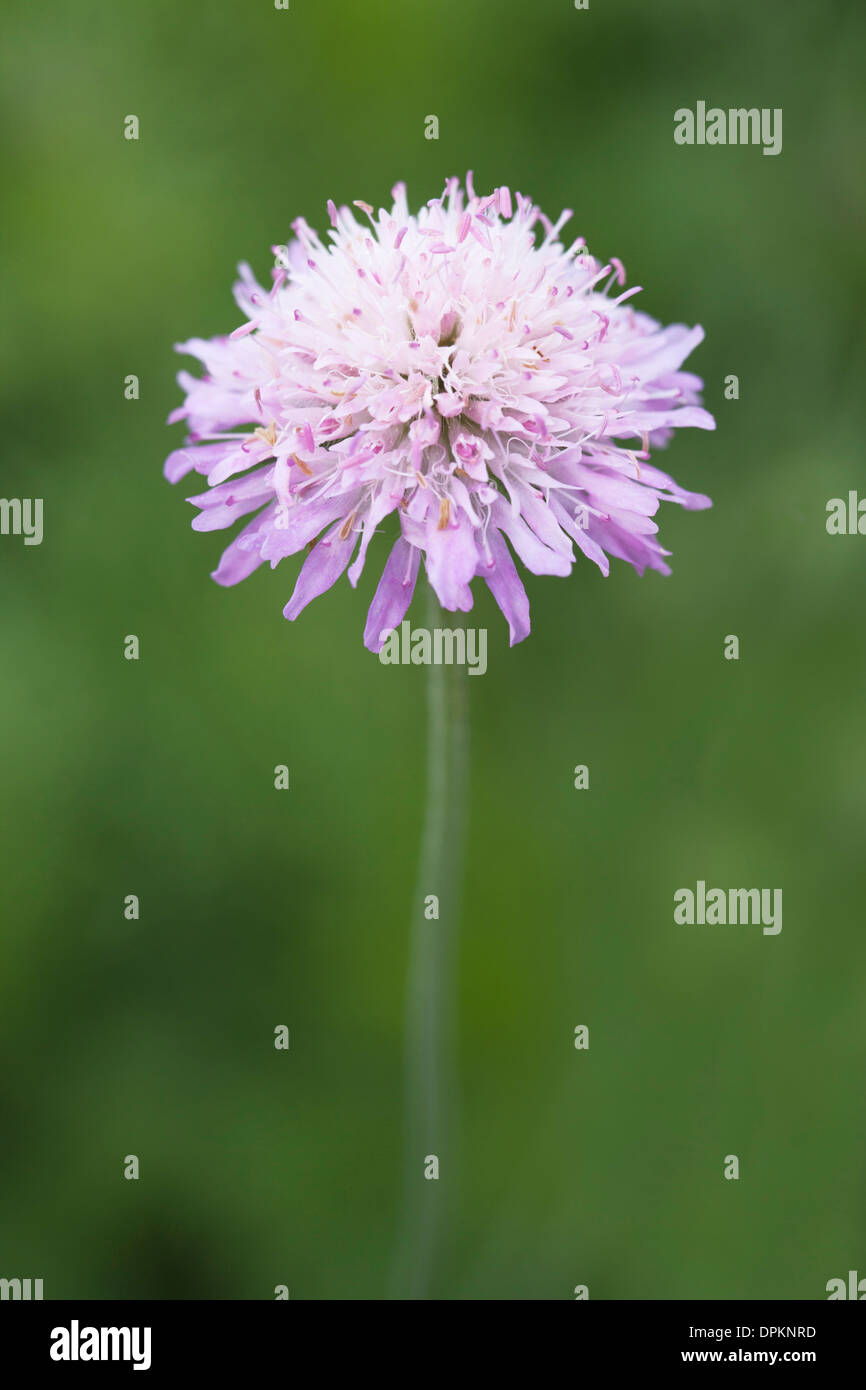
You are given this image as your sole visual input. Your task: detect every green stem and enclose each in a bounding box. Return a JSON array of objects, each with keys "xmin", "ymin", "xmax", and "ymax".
[{"xmin": 389, "ymin": 589, "xmax": 469, "ymax": 1300}]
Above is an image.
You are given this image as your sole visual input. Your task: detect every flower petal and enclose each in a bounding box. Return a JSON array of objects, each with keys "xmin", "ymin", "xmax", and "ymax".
[
  {"xmin": 363, "ymin": 537, "xmax": 421, "ymax": 652},
  {"xmin": 282, "ymin": 525, "xmax": 357, "ymax": 621},
  {"xmin": 483, "ymin": 529, "xmax": 530, "ymax": 645}
]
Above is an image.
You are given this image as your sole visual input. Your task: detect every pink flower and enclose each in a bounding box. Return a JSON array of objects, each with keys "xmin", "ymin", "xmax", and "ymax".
[{"xmin": 165, "ymin": 176, "xmax": 714, "ymax": 648}]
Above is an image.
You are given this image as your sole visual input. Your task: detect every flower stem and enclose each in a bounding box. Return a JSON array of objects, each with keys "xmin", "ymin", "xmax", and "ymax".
[{"xmin": 389, "ymin": 590, "xmax": 468, "ymax": 1300}]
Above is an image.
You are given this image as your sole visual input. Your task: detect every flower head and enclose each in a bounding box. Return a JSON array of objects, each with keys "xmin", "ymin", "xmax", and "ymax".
[{"xmin": 165, "ymin": 176, "xmax": 713, "ymax": 648}]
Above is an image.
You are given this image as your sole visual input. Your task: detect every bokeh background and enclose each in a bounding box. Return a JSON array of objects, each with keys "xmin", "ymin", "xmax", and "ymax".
[{"xmin": 1, "ymin": 0, "xmax": 864, "ymax": 1300}]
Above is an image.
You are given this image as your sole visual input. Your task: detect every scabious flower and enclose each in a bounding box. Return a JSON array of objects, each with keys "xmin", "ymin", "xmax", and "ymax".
[{"xmin": 164, "ymin": 176, "xmax": 713, "ymax": 648}]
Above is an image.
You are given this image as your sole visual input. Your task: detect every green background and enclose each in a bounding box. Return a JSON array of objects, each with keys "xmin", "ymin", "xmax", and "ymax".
[{"xmin": 1, "ymin": 0, "xmax": 864, "ymax": 1299}]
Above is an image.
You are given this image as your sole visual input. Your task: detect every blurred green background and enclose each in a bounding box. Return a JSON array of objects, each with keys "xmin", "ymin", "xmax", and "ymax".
[{"xmin": 1, "ymin": 0, "xmax": 865, "ymax": 1300}]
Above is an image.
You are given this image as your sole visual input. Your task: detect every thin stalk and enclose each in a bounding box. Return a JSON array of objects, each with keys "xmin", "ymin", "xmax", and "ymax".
[{"xmin": 388, "ymin": 590, "xmax": 469, "ymax": 1300}]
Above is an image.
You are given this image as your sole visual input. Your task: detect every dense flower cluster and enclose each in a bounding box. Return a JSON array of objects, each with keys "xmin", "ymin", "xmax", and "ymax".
[{"xmin": 165, "ymin": 176, "xmax": 713, "ymax": 647}]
